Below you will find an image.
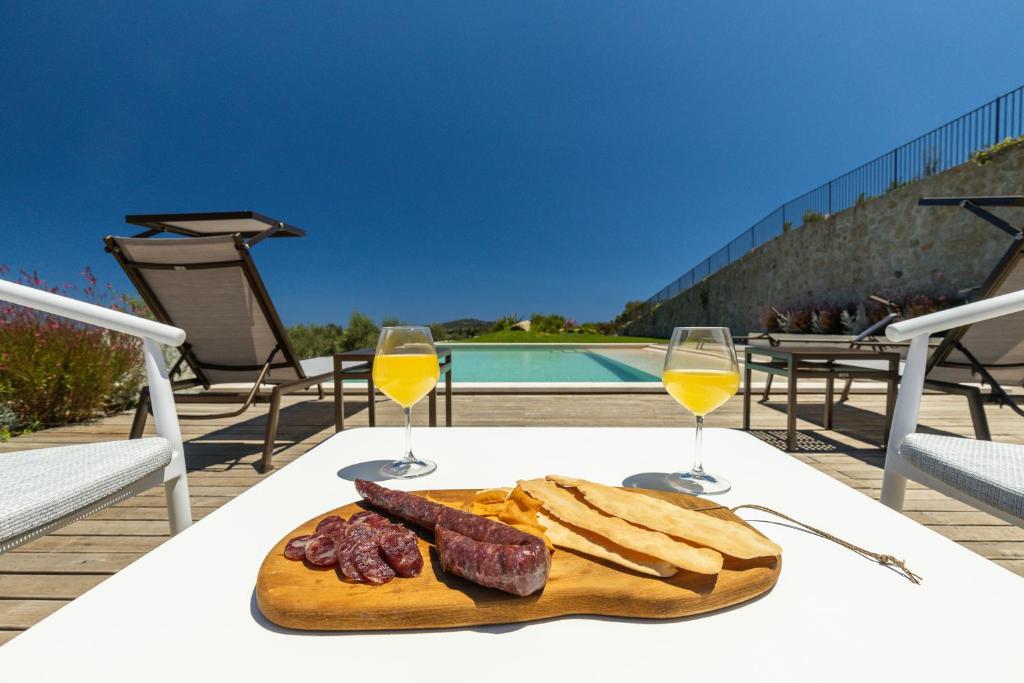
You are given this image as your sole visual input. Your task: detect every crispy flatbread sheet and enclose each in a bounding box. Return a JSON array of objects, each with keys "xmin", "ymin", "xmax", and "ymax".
[
  {"xmin": 537, "ymin": 511, "xmax": 677, "ymax": 577},
  {"xmin": 547, "ymin": 475, "xmax": 781, "ymax": 559},
  {"xmin": 518, "ymin": 479, "xmax": 722, "ymax": 575}
]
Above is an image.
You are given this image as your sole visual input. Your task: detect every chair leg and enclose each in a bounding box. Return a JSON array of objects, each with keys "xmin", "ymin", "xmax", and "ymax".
[
  {"xmin": 880, "ymin": 468, "xmax": 908, "ymax": 511},
  {"xmin": 761, "ymin": 374, "xmax": 773, "ymax": 402},
  {"xmin": 165, "ymin": 473, "xmax": 192, "ymax": 535},
  {"xmin": 261, "ymin": 387, "xmax": 283, "ymax": 473},
  {"xmin": 966, "ymin": 389, "xmax": 992, "ymax": 441},
  {"xmin": 335, "ymin": 378, "xmax": 344, "ymax": 432},
  {"xmin": 839, "ymin": 376, "xmax": 853, "ymax": 402},
  {"xmin": 428, "ymin": 387, "xmax": 438, "ymax": 426},
  {"xmin": 130, "ymin": 389, "xmax": 150, "ymax": 439},
  {"xmin": 824, "ymin": 374, "xmax": 834, "ymax": 429}
]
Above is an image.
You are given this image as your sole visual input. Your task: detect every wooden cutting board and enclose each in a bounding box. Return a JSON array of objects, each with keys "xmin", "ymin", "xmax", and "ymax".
[{"xmin": 255, "ymin": 488, "xmax": 781, "ymax": 631}]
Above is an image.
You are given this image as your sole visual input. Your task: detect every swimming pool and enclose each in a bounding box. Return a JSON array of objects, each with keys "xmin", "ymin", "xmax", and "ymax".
[{"xmin": 441, "ymin": 344, "xmax": 663, "ymax": 383}]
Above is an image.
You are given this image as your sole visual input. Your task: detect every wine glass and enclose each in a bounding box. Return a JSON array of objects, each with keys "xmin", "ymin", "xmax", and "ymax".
[
  {"xmin": 373, "ymin": 326, "xmax": 441, "ymax": 479},
  {"xmin": 661, "ymin": 327, "xmax": 740, "ymax": 495}
]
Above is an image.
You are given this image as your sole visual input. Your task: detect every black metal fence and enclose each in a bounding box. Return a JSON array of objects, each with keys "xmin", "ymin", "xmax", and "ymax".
[{"xmin": 639, "ymin": 84, "xmax": 1024, "ymax": 313}]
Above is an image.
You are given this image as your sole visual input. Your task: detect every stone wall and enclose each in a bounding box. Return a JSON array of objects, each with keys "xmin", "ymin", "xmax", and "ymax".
[{"xmin": 624, "ymin": 144, "xmax": 1024, "ymax": 338}]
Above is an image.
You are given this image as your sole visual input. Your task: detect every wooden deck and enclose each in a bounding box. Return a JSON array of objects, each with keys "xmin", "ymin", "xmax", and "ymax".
[{"xmin": 2, "ymin": 390, "xmax": 1023, "ymax": 644}]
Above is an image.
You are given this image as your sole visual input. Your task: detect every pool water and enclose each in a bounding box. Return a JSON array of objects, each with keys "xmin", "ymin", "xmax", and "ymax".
[{"xmin": 441, "ymin": 345, "xmax": 662, "ymax": 382}]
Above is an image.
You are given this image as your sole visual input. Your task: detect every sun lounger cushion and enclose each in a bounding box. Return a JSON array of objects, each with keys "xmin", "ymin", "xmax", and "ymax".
[
  {"xmin": 0, "ymin": 438, "xmax": 172, "ymax": 546},
  {"xmin": 900, "ymin": 433, "xmax": 1024, "ymax": 520}
]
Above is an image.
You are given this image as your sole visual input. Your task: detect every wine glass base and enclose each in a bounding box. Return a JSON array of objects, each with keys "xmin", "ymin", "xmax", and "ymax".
[
  {"xmin": 382, "ymin": 458, "xmax": 437, "ymax": 479},
  {"xmin": 663, "ymin": 471, "xmax": 731, "ymax": 495}
]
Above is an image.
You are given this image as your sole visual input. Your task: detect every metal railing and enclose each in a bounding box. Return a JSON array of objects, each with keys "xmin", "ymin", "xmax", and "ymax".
[{"xmin": 639, "ymin": 84, "xmax": 1024, "ymax": 314}]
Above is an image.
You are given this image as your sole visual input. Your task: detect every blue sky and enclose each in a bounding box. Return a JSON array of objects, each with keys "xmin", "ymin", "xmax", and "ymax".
[{"xmin": 1, "ymin": 1, "xmax": 1022, "ymax": 325}]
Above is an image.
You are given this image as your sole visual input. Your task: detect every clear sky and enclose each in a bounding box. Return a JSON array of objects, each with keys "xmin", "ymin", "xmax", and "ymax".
[{"xmin": 1, "ymin": 1, "xmax": 1022, "ymax": 325}]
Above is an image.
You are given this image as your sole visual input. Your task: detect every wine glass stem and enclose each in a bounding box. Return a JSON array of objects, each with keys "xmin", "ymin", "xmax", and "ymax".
[
  {"xmin": 403, "ymin": 406, "xmax": 415, "ymax": 462},
  {"xmin": 691, "ymin": 415, "xmax": 705, "ymax": 476}
]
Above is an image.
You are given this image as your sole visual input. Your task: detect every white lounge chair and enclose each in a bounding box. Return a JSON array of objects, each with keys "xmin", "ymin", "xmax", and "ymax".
[
  {"xmin": 882, "ymin": 288, "xmax": 1024, "ymax": 525},
  {"xmin": 0, "ymin": 280, "xmax": 192, "ymax": 553}
]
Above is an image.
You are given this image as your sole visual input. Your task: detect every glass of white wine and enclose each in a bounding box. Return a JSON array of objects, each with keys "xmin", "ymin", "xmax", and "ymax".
[
  {"xmin": 373, "ymin": 326, "xmax": 441, "ymax": 479},
  {"xmin": 661, "ymin": 327, "xmax": 740, "ymax": 495}
]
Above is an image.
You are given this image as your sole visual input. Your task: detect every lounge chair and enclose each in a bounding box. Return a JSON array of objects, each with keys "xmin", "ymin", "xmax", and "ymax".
[
  {"xmin": 882, "ymin": 287, "xmax": 1024, "ymax": 525},
  {"xmin": 107, "ymin": 211, "xmax": 353, "ymax": 473},
  {"xmin": 0, "ymin": 280, "xmax": 192, "ymax": 552},
  {"xmin": 812, "ymin": 197, "xmax": 1024, "ymax": 440}
]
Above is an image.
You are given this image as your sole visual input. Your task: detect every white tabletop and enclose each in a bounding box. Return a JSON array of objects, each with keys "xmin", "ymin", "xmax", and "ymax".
[{"xmin": 2, "ymin": 428, "xmax": 1022, "ymax": 682}]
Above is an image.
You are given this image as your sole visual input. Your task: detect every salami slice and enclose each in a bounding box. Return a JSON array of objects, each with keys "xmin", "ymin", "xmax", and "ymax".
[
  {"xmin": 316, "ymin": 515, "xmax": 347, "ymax": 537},
  {"xmin": 284, "ymin": 534, "xmax": 314, "ymax": 560},
  {"xmin": 335, "ymin": 524, "xmax": 379, "ymax": 580},
  {"xmin": 348, "ymin": 510, "xmax": 390, "ymax": 527},
  {"xmin": 353, "ymin": 543, "xmax": 397, "ymax": 585},
  {"xmin": 304, "ymin": 534, "xmax": 338, "ymax": 567},
  {"xmin": 378, "ymin": 527, "xmax": 423, "ymax": 577}
]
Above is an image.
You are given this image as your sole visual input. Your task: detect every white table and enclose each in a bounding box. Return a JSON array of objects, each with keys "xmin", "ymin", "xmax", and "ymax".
[{"xmin": 2, "ymin": 428, "xmax": 1022, "ymax": 681}]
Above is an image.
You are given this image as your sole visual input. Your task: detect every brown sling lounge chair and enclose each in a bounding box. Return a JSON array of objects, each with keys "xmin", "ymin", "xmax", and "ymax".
[
  {"xmin": 829, "ymin": 197, "xmax": 1024, "ymax": 440},
  {"xmin": 107, "ymin": 211, "xmax": 352, "ymax": 472}
]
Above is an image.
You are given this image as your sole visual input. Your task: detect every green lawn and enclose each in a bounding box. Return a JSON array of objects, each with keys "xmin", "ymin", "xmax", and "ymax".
[{"xmin": 455, "ymin": 331, "xmax": 667, "ymax": 344}]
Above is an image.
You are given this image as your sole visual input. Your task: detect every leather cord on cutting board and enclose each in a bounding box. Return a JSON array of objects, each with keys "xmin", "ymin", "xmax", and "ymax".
[{"xmin": 720, "ymin": 503, "xmax": 922, "ymax": 584}]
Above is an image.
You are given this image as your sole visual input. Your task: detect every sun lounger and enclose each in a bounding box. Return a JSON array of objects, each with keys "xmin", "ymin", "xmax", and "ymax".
[
  {"xmin": 107, "ymin": 211, "xmax": 342, "ymax": 473},
  {"xmin": 0, "ymin": 280, "xmax": 192, "ymax": 551}
]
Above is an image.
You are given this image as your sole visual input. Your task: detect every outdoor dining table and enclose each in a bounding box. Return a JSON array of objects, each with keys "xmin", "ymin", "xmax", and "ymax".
[{"xmin": 1, "ymin": 427, "xmax": 1021, "ymax": 681}]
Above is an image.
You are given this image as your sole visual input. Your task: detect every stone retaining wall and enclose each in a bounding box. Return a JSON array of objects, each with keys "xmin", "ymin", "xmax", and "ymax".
[{"xmin": 624, "ymin": 144, "xmax": 1024, "ymax": 338}]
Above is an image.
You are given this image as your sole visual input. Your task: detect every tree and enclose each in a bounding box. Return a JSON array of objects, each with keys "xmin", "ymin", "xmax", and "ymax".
[{"xmin": 344, "ymin": 311, "xmax": 379, "ymax": 350}]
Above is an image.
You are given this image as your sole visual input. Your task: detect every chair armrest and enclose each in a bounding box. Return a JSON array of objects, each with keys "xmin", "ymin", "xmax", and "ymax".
[
  {"xmin": 885, "ymin": 289, "xmax": 1024, "ymax": 342},
  {"xmin": 0, "ymin": 280, "xmax": 184, "ymax": 347}
]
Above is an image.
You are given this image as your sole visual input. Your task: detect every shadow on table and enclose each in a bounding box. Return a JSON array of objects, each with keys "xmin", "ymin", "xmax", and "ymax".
[{"xmin": 336, "ymin": 460, "xmax": 395, "ymax": 482}]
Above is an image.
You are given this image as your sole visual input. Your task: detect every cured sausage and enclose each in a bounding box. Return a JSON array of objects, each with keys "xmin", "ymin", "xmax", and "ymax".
[
  {"xmin": 378, "ymin": 527, "xmax": 423, "ymax": 578},
  {"xmin": 355, "ymin": 479, "xmax": 550, "ymax": 596},
  {"xmin": 284, "ymin": 534, "xmax": 314, "ymax": 560},
  {"xmin": 304, "ymin": 534, "xmax": 338, "ymax": 567}
]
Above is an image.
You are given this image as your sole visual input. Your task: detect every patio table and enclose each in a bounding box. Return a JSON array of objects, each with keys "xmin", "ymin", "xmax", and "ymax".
[{"xmin": 1, "ymin": 427, "xmax": 1021, "ymax": 681}]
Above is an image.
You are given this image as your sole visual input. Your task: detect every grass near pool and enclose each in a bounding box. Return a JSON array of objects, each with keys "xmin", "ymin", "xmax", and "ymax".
[{"xmin": 456, "ymin": 331, "xmax": 667, "ymax": 343}]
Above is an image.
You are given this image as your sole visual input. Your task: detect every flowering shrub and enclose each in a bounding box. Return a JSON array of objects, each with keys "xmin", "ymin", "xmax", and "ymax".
[
  {"xmin": 764, "ymin": 293, "xmax": 956, "ymax": 335},
  {"xmin": 0, "ymin": 266, "xmax": 147, "ymax": 432}
]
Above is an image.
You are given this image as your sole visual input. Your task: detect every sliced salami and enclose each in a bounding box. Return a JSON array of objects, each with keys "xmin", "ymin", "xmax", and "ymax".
[
  {"xmin": 378, "ymin": 527, "xmax": 423, "ymax": 577},
  {"xmin": 283, "ymin": 534, "xmax": 314, "ymax": 560},
  {"xmin": 304, "ymin": 534, "xmax": 338, "ymax": 567},
  {"xmin": 353, "ymin": 543, "xmax": 397, "ymax": 585},
  {"xmin": 315, "ymin": 515, "xmax": 347, "ymax": 537},
  {"xmin": 348, "ymin": 510, "xmax": 390, "ymax": 527}
]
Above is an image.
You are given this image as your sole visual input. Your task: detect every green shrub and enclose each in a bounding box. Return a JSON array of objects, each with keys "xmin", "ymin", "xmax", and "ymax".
[
  {"xmin": 802, "ymin": 209, "xmax": 825, "ymax": 224},
  {"xmin": 492, "ymin": 313, "xmax": 520, "ymax": 332},
  {"xmin": 289, "ymin": 323, "xmax": 346, "ymax": 358},
  {"xmin": 0, "ymin": 267, "xmax": 146, "ymax": 430},
  {"xmin": 972, "ymin": 135, "xmax": 1024, "ymax": 165},
  {"xmin": 429, "ymin": 323, "xmax": 447, "ymax": 341},
  {"xmin": 529, "ymin": 313, "xmax": 566, "ymax": 333}
]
